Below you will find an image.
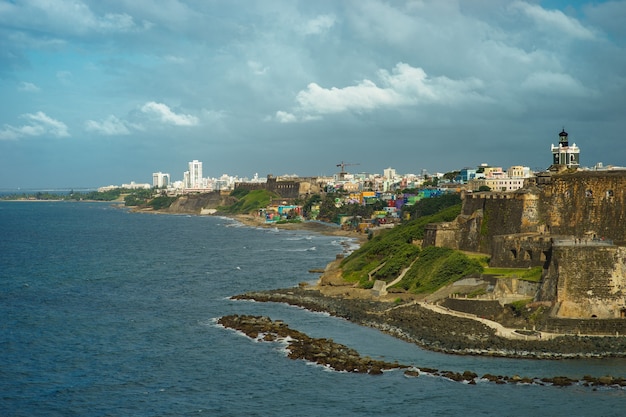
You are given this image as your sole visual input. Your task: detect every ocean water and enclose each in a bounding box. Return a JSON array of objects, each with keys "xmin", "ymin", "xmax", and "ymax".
[{"xmin": 1, "ymin": 201, "xmax": 626, "ymax": 417}]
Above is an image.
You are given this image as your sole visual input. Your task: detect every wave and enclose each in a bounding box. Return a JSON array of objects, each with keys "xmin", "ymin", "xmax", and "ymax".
[{"xmin": 284, "ymin": 235, "xmax": 314, "ymax": 241}]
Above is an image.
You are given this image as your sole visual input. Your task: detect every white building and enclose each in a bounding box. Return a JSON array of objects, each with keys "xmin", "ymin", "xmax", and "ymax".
[
  {"xmin": 383, "ymin": 167, "xmax": 397, "ymax": 180},
  {"xmin": 152, "ymin": 172, "xmax": 170, "ymax": 188},
  {"xmin": 187, "ymin": 160, "xmax": 203, "ymax": 189},
  {"xmin": 469, "ymin": 165, "xmax": 532, "ymax": 192},
  {"xmin": 122, "ymin": 181, "xmax": 151, "ymax": 190}
]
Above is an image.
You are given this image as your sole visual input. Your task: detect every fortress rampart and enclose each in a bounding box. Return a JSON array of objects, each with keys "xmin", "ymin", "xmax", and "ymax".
[
  {"xmin": 539, "ymin": 171, "xmax": 626, "ymax": 244},
  {"xmin": 235, "ymin": 175, "xmax": 324, "ymax": 199},
  {"xmin": 425, "ymin": 170, "xmax": 626, "ymax": 320}
]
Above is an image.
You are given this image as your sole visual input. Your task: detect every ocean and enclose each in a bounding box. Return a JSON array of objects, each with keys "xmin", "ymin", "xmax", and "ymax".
[{"xmin": 1, "ymin": 201, "xmax": 626, "ymax": 417}]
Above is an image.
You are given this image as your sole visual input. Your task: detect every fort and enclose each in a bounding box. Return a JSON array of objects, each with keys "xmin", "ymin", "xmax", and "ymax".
[
  {"xmin": 234, "ymin": 175, "xmax": 326, "ymax": 200},
  {"xmin": 424, "ymin": 130, "xmax": 626, "ymax": 326},
  {"xmin": 424, "ymin": 171, "xmax": 626, "ymax": 322}
]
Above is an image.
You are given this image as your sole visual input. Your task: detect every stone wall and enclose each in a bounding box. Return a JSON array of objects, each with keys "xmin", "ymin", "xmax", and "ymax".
[
  {"xmin": 539, "ymin": 171, "xmax": 626, "ymax": 244},
  {"xmin": 235, "ymin": 176, "xmax": 324, "ymax": 199},
  {"xmin": 493, "ymin": 277, "xmax": 539, "ymax": 299},
  {"xmin": 490, "ymin": 234, "xmax": 551, "ymax": 268},
  {"xmin": 546, "ymin": 245, "xmax": 626, "ymax": 318},
  {"xmin": 440, "ymin": 298, "xmax": 504, "ymax": 319},
  {"xmin": 423, "ymin": 222, "xmax": 460, "ymax": 249},
  {"xmin": 458, "ymin": 191, "xmax": 540, "ymax": 254},
  {"xmin": 542, "ymin": 318, "xmax": 626, "ymax": 335}
]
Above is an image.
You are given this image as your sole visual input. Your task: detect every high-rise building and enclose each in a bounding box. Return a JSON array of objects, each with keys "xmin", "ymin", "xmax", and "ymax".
[
  {"xmin": 188, "ymin": 160, "xmax": 203, "ymax": 188},
  {"xmin": 152, "ymin": 172, "xmax": 170, "ymax": 188}
]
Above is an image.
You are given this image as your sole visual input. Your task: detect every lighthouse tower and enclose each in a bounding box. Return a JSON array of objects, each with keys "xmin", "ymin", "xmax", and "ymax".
[{"xmin": 551, "ymin": 128, "xmax": 580, "ymax": 169}]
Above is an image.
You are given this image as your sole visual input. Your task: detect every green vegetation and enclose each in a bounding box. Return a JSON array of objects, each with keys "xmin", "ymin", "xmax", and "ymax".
[
  {"xmin": 507, "ymin": 299, "xmax": 533, "ymax": 316},
  {"xmin": 484, "ymin": 266, "xmax": 543, "ymax": 282},
  {"xmin": 340, "ymin": 198, "xmax": 465, "ymax": 290},
  {"xmin": 147, "ymin": 195, "xmax": 178, "ymax": 210},
  {"xmin": 393, "ymin": 246, "xmax": 484, "ymax": 293},
  {"xmin": 124, "ymin": 189, "xmax": 155, "ymax": 206},
  {"xmin": 401, "ymin": 193, "xmax": 461, "ymax": 221},
  {"xmin": 316, "ymin": 193, "xmax": 386, "ymax": 224},
  {"xmin": 1, "ymin": 188, "xmax": 124, "ymax": 201},
  {"xmin": 220, "ymin": 189, "xmax": 278, "ymax": 214}
]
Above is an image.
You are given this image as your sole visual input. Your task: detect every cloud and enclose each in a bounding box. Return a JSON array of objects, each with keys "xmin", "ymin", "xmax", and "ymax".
[
  {"xmin": 275, "ymin": 111, "xmax": 297, "ymax": 124},
  {"xmin": 301, "ymin": 14, "xmax": 336, "ymax": 35},
  {"xmin": 0, "ymin": 0, "xmax": 150, "ymax": 37},
  {"xmin": 140, "ymin": 102, "xmax": 199, "ymax": 126},
  {"xmin": 0, "ymin": 111, "xmax": 69, "ymax": 140},
  {"xmin": 85, "ymin": 115, "xmax": 131, "ymax": 135},
  {"xmin": 247, "ymin": 60, "xmax": 269, "ymax": 75},
  {"xmin": 510, "ymin": 1, "xmax": 596, "ymax": 40},
  {"xmin": 521, "ymin": 72, "xmax": 593, "ymax": 97},
  {"xmin": 18, "ymin": 81, "xmax": 40, "ymax": 92},
  {"xmin": 276, "ymin": 62, "xmax": 487, "ymax": 121},
  {"xmin": 85, "ymin": 104, "xmax": 214, "ymax": 136}
]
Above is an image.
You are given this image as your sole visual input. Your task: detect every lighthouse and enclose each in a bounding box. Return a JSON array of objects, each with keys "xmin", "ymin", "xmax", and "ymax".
[{"xmin": 550, "ymin": 128, "xmax": 580, "ymax": 169}]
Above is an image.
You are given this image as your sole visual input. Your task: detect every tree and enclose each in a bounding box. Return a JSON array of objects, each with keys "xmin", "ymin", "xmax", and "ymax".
[{"xmin": 443, "ymin": 171, "xmax": 460, "ymax": 181}]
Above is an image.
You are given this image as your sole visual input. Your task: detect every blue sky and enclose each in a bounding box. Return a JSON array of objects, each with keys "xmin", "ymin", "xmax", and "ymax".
[{"xmin": 1, "ymin": 0, "xmax": 625, "ymax": 188}]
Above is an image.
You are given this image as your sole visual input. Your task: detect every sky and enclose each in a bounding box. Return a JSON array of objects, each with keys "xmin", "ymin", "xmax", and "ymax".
[{"xmin": 1, "ymin": 0, "xmax": 625, "ymax": 188}]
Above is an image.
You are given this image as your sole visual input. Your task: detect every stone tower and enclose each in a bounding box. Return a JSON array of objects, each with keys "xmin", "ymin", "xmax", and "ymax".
[{"xmin": 551, "ymin": 128, "xmax": 580, "ymax": 169}]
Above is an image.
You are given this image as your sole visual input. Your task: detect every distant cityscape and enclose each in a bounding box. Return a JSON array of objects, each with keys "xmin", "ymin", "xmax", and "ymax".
[{"xmin": 99, "ymin": 129, "xmax": 623, "ymax": 196}]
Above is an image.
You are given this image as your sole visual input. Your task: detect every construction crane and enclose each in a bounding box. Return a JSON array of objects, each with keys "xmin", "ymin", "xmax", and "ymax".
[{"xmin": 336, "ymin": 161, "xmax": 360, "ymax": 179}]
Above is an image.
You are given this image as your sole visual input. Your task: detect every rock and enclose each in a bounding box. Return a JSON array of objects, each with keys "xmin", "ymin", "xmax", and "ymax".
[{"xmin": 218, "ymin": 314, "xmax": 405, "ymax": 375}]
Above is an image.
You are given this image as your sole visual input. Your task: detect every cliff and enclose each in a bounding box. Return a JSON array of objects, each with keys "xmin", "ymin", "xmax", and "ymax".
[{"xmin": 164, "ymin": 192, "xmax": 236, "ymax": 214}]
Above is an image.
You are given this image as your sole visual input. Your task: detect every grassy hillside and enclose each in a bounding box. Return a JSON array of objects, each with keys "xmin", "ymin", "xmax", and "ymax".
[
  {"xmin": 391, "ymin": 246, "xmax": 484, "ymax": 293},
  {"xmin": 340, "ymin": 202, "xmax": 462, "ymax": 289},
  {"xmin": 219, "ymin": 189, "xmax": 278, "ymax": 214}
]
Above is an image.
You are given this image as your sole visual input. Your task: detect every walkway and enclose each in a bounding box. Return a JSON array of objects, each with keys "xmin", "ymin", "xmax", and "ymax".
[{"xmin": 395, "ymin": 300, "xmax": 561, "ymax": 340}]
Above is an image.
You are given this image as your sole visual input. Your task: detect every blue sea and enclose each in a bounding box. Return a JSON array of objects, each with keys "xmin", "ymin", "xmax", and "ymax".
[{"xmin": 2, "ymin": 201, "xmax": 626, "ymax": 417}]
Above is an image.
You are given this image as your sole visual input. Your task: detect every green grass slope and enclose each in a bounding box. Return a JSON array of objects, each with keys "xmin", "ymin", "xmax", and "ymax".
[
  {"xmin": 340, "ymin": 202, "xmax": 463, "ymax": 289},
  {"xmin": 220, "ymin": 189, "xmax": 278, "ymax": 214},
  {"xmin": 391, "ymin": 246, "xmax": 483, "ymax": 293}
]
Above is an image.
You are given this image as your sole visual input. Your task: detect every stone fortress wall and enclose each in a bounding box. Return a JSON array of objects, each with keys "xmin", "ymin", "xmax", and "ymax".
[
  {"xmin": 235, "ymin": 175, "xmax": 325, "ymax": 199},
  {"xmin": 426, "ymin": 170, "xmax": 626, "ymax": 321}
]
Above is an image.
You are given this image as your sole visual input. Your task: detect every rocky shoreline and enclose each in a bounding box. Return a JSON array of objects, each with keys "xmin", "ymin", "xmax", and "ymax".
[
  {"xmin": 218, "ymin": 312, "xmax": 626, "ymax": 388},
  {"xmin": 218, "ymin": 314, "xmax": 407, "ymax": 374},
  {"xmin": 232, "ymin": 287, "xmax": 626, "ymax": 360}
]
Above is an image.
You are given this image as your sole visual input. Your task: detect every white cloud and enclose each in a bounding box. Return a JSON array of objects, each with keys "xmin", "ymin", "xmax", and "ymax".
[
  {"xmin": 510, "ymin": 1, "xmax": 596, "ymax": 40},
  {"xmin": 247, "ymin": 60, "xmax": 269, "ymax": 75},
  {"xmin": 140, "ymin": 102, "xmax": 199, "ymax": 126},
  {"xmin": 0, "ymin": 1, "xmax": 149, "ymax": 36},
  {"xmin": 302, "ymin": 14, "xmax": 336, "ymax": 35},
  {"xmin": 85, "ymin": 115, "xmax": 131, "ymax": 135},
  {"xmin": 277, "ymin": 62, "xmax": 487, "ymax": 121},
  {"xmin": 18, "ymin": 82, "xmax": 40, "ymax": 92},
  {"xmin": 0, "ymin": 111, "xmax": 69, "ymax": 140},
  {"xmin": 275, "ymin": 111, "xmax": 297, "ymax": 124}
]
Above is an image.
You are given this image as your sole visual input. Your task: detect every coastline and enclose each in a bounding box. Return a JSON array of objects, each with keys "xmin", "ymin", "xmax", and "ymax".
[
  {"xmin": 230, "ymin": 213, "xmax": 369, "ymax": 243},
  {"xmin": 123, "ymin": 206, "xmax": 626, "ymax": 360},
  {"xmin": 223, "ymin": 215, "xmax": 626, "ymax": 360}
]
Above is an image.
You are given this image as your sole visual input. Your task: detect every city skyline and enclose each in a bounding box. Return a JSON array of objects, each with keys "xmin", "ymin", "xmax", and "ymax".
[{"xmin": 1, "ymin": 1, "xmax": 625, "ymax": 188}]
